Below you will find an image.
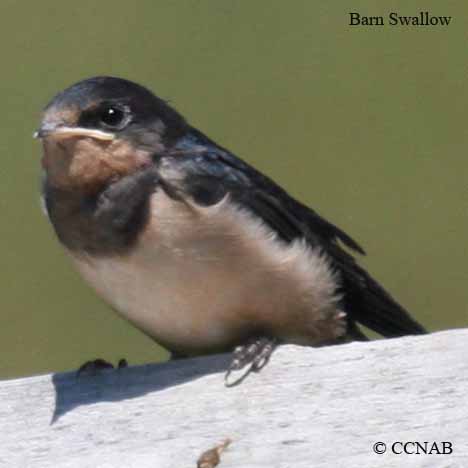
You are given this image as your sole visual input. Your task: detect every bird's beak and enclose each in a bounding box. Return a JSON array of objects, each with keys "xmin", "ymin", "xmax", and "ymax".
[{"xmin": 33, "ymin": 123, "xmax": 115, "ymax": 141}]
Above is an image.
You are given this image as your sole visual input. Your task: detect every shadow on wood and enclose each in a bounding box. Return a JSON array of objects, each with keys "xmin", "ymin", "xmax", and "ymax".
[{"xmin": 51, "ymin": 353, "xmax": 232, "ymax": 423}]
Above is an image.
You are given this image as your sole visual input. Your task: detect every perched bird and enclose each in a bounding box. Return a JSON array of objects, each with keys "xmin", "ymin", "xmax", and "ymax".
[{"xmin": 35, "ymin": 77, "xmax": 426, "ymax": 379}]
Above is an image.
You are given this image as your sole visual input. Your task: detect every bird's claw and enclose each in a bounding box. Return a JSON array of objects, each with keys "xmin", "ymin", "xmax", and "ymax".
[
  {"xmin": 225, "ymin": 337, "xmax": 277, "ymax": 386},
  {"xmin": 76, "ymin": 358, "xmax": 127, "ymax": 377}
]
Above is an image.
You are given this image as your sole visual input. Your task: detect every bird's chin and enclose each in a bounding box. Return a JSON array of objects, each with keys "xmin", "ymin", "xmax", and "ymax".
[{"xmin": 41, "ymin": 135, "xmax": 154, "ymax": 194}]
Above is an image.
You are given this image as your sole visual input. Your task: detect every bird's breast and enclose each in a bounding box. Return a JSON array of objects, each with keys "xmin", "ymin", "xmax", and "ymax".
[{"xmin": 70, "ymin": 190, "xmax": 343, "ymax": 354}]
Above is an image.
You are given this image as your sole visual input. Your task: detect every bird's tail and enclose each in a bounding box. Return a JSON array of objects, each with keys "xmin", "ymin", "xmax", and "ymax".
[{"xmin": 343, "ymin": 264, "xmax": 426, "ymax": 338}]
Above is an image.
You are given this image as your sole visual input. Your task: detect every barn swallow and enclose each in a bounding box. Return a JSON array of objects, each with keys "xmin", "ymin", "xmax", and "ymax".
[{"xmin": 35, "ymin": 77, "xmax": 426, "ymax": 380}]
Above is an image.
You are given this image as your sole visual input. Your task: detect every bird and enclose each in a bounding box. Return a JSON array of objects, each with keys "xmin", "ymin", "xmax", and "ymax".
[{"xmin": 35, "ymin": 76, "xmax": 426, "ymax": 381}]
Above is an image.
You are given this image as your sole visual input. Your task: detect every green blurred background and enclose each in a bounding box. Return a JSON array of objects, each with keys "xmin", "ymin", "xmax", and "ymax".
[{"xmin": 1, "ymin": 1, "xmax": 466, "ymax": 379}]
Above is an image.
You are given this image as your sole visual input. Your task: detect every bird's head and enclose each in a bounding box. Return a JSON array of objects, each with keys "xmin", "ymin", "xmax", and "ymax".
[{"xmin": 35, "ymin": 76, "xmax": 188, "ymax": 193}]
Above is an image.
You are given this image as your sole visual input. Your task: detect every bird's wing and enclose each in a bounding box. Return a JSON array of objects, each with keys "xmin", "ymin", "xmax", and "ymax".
[{"xmin": 158, "ymin": 133, "xmax": 426, "ymax": 338}]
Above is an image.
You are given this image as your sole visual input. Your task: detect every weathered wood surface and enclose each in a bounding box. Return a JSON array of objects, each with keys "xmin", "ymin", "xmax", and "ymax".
[{"xmin": 1, "ymin": 329, "xmax": 467, "ymax": 468}]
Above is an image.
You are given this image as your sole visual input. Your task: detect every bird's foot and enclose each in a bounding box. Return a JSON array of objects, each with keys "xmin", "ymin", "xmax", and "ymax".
[
  {"xmin": 76, "ymin": 358, "xmax": 128, "ymax": 377},
  {"xmin": 225, "ymin": 337, "xmax": 277, "ymax": 387}
]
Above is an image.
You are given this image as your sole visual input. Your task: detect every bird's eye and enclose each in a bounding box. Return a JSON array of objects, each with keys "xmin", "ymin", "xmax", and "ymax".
[{"xmin": 99, "ymin": 106, "xmax": 127, "ymax": 128}]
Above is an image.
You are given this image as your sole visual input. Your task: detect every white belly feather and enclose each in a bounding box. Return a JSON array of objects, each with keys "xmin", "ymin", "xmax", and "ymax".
[{"xmin": 70, "ymin": 191, "xmax": 343, "ymax": 354}]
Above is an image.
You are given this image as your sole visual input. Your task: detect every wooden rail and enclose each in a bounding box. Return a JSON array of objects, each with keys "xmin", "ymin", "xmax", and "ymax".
[{"xmin": 1, "ymin": 329, "xmax": 466, "ymax": 467}]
